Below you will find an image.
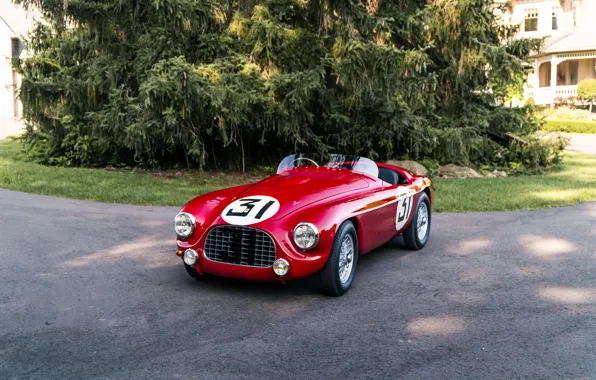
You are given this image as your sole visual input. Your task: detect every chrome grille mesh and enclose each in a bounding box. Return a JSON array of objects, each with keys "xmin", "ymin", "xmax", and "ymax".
[{"xmin": 204, "ymin": 225, "xmax": 276, "ymax": 267}]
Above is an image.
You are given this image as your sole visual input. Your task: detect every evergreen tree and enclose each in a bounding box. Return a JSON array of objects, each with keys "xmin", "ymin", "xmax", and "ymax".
[{"xmin": 13, "ymin": 0, "xmax": 543, "ymax": 169}]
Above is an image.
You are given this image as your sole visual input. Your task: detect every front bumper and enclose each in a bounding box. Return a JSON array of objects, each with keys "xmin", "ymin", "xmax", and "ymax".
[{"xmin": 177, "ymin": 228, "xmax": 329, "ymax": 281}]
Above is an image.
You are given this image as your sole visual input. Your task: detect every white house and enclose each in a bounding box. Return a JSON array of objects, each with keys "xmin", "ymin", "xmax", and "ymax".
[
  {"xmin": 0, "ymin": 0, "xmax": 38, "ymax": 139},
  {"xmin": 499, "ymin": 0, "xmax": 596, "ymax": 105}
]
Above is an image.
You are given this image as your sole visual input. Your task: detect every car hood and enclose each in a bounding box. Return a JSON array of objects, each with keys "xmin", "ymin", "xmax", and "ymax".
[{"xmin": 233, "ymin": 168, "xmax": 370, "ymax": 220}]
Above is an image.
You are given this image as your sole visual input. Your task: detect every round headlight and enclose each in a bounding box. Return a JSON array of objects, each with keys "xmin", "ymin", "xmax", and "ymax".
[
  {"xmin": 183, "ymin": 249, "xmax": 198, "ymax": 266},
  {"xmin": 293, "ymin": 222, "xmax": 319, "ymax": 250},
  {"xmin": 174, "ymin": 212, "xmax": 195, "ymax": 239},
  {"xmin": 273, "ymin": 259, "xmax": 290, "ymax": 276}
]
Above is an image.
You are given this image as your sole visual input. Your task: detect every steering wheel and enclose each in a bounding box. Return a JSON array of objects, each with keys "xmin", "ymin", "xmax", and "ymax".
[{"xmin": 290, "ymin": 157, "xmax": 319, "ymax": 168}]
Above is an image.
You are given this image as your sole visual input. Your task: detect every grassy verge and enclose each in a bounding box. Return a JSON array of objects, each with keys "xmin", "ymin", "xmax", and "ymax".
[
  {"xmin": 1, "ymin": 138, "xmax": 595, "ymax": 212},
  {"xmin": 543, "ymin": 119, "xmax": 596, "ymax": 134},
  {"xmin": 0, "ymin": 138, "xmax": 264, "ymax": 207},
  {"xmin": 433, "ymin": 153, "xmax": 596, "ymax": 212}
]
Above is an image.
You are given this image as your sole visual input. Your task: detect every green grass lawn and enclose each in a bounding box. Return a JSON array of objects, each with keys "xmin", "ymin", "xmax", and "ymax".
[
  {"xmin": 1, "ymin": 138, "xmax": 595, "ymax": 212},
  {"xmin": 543, "ymin": 120, "xmax": 596, "ymax": 134},
  {"xmin": 433, "ymin": 152, "xmax": 596, "ymax": 212}
]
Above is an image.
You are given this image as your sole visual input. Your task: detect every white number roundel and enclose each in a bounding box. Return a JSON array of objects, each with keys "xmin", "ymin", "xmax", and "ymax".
[
  {"xmin": 395, "ymin": 187, "xmax": 415, "ymax": 231},
  {"xmin": 221, "ymin": 196, "xmax": 281, "ymax": 226}
]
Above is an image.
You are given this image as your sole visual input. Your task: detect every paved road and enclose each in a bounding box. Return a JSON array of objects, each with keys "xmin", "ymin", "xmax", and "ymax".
[
  {"xmin": 1, "ymin": 189, "xmax": 595, "ymax": 380},
  {"xmin": 565, "ymin": 133, "xmax": 596, "ymax": 155}
]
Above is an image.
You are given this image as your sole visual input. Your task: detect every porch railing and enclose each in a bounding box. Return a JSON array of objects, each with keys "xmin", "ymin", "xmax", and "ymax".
[
  {"xmin": 554, "ymin": 85, "xmax": 578, "ymax": 97},
  {"xmin": 525, "ymin": 85, "xmax": 578, "ymax": 105}
]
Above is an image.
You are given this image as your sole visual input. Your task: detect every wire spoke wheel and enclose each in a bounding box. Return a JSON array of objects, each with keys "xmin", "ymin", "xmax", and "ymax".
[
  {"xmin": 338, "ymin": 234, "xmax": 354, "ymax": 284},
  {"xmin": 416, "ymin": 202, "xmax": 429, "ymax": 241}
]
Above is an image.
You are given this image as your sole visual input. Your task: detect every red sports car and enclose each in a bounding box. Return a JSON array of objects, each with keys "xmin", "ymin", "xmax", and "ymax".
[{"xmin": 174, "ymin": 153, "xmax": 433, "ymax": 296}]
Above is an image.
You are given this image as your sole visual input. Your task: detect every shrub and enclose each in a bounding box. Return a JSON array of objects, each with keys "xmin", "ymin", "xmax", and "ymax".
[
  {"xmin": 553, "ymin": 96, "xmax": 580, "ymax": 108},
  {"xmin": 550, "ymin": 107, "xmax": 592, "ymax": 121},
  {"xmin": 543, "ymin": 120, "xmax": 596, "ymax": 134},
  {"xmin": 578, "ymin": 79, "xmax": 596, "ymax": 113},
  {"xmin": 507, "ymin": 133, "xmax": 568, "ymax": 174}
]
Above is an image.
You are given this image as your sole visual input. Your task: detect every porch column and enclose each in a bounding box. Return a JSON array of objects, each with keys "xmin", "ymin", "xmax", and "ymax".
[{"xmin": 550, "ymin": 55, "xmax": 558, "ymax": 106}]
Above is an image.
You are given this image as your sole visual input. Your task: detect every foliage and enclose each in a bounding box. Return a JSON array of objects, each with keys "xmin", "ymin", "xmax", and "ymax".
[
  {"xmin": 578, "ymin": 79, "xmax": 596, "ymax": 113},
  {"xmin": 543, "ymin": 120, "xmax": 596, "ymax": 134},
  {"xmin": 506, "ymin": 134, "xmax": 567, "ymax": 174},
  {"xmin": 13, "ymin": 0, "xmax": 543, "ymax": 170},
  {"xmin": 549, "ymin": 107, "xmax": 592, "ymax": 122},
  {"xmin": 578, "ymin": 79, "xmax": 596, "ymax": 102},
  {"xmin": 552, "ymin": 96, "xmax": 579, "ymax": 108}
]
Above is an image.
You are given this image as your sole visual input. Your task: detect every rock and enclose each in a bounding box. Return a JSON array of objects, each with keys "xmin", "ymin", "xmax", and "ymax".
[
  {"xmin": 486, "ymin": 169, "xmax": 508, "ymax": 178},
  {"xmin": 438, "ymin": 164, "xmax": 482, "ymax": 179},
  {"xmin": 385, "ymin": 160, "xmax": 428, "ymax": 176}
]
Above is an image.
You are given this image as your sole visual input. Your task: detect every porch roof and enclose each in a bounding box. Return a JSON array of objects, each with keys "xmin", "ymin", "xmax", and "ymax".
[
  {"xmin": 533, "ymin": 26, "xmax": 596, "ymax": 57},
  {"xmin": 532, "ymin": 27, "xmax": 596, "ymax": 57}
]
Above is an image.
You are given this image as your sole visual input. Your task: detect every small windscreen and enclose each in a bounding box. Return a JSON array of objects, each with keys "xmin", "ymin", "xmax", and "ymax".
[{"xmin": 276, "ymin": 153, "xmax": 379, "ymax": 178}]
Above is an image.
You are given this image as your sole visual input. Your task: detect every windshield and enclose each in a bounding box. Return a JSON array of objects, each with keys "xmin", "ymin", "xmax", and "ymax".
[{"xmin": 276, "ymin": 153, "xmax": 379, "ymax": 177}]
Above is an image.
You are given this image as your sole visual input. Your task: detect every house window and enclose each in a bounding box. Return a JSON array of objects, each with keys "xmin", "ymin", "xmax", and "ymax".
[
  {"xmin": 552, "ymin": 6, "xmax": 559, "ymax": 30},
  {"xmin": 11, "ymin": 38, "xmax": 25, "ymax": 58},
  {"xmin": 525, "ymin": 8, "xmax": 538, "ymax": 32}
]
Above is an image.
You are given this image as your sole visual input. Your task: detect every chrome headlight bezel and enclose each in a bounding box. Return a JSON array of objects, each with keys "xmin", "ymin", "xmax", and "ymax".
[
  {"xmin": 293, "ymin": 222, "xmax": 319, "ymax": 250},
  {"xmin": 174, "ymin": 212, "xmax": 196, "ymax": 239},
  {"xmin": 183, "ymin": 249, "xmax": 199, "ymax": 266}
]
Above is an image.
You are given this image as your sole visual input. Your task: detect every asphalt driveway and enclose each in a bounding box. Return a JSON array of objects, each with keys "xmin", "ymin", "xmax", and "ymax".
[
  {"xmin": 565, "ymin": 133, "xmax": 596, "ymax": 155},
  {"xmin": 1, "ymin": 189, "xmax": 595, "ymax": 380}
]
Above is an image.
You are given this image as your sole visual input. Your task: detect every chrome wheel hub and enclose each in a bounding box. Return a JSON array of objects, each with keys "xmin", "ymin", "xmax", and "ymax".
[
  {"xmin": 417, "ymin": 203, "xmax": 429, "ymax": 240},
  {"xmin": 339, "ymin": 234, "xmax": 354, "ymax": 284}
]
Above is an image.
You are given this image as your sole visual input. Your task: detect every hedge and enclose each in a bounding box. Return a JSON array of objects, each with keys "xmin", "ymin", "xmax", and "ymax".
[{"xmin": 543, "ymin": 120, "xmax": 596, "ymax": 134}]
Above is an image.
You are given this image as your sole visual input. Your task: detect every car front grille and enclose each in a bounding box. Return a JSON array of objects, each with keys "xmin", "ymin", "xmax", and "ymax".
[{"xmin": 204, "ymin": 225, "xmax": 276, "ymax": 268}]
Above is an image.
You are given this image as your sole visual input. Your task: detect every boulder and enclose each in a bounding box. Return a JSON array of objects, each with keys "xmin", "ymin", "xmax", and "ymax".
[
  {"xmin": 438, "ymin": 164, "xmax": 482, "ymax": 179},
  {"xmin": 385, "ymin": 160, "xmax": 428, "ymax": 176}
]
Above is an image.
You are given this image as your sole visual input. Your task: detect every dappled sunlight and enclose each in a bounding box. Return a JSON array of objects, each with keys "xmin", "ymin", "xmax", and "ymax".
[
  {"xmin": 538, "ymin": 287, "xmax": 596, "ymax": 305},
  {"xmin": 519, "ymin": 235, "xmax": 577, "ymax": 258},
  {"xmin": 529, "ymin": 189, "xmax": 590, "ymax": 202},
  {"xmin": 63, "ymin": 235, "xmax": 175, "ymax": 269},
  {"xmin": 446, "ymin": 238, "xmax": 493, "ymax": 255},
  {"xmin": 407, "ymin": 316, "xmax": 465, "ymax": 337}
]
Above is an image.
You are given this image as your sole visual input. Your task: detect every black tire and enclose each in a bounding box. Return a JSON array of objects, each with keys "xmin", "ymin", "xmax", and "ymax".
[
  {"xmin": 184, "ymin": 263, "xmax": 200, "ymax": 279},
  {"xmin": 319, "ymin": 221, "xmax": 359, "ymax": 296},
  {"xmin": 403, "ymin": 192, "xmax": 431, "ymax": 250}
]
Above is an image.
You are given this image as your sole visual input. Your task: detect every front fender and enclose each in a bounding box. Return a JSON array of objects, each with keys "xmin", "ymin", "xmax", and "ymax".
[{"xmin": 177, "ymin": 184, "xmax": 252, "ymax": 246}]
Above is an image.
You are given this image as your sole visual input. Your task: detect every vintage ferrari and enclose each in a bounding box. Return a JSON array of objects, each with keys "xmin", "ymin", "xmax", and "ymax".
[{"xmin": 174, "ymin": 153, "xmax": 433, "ymax": 296}]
